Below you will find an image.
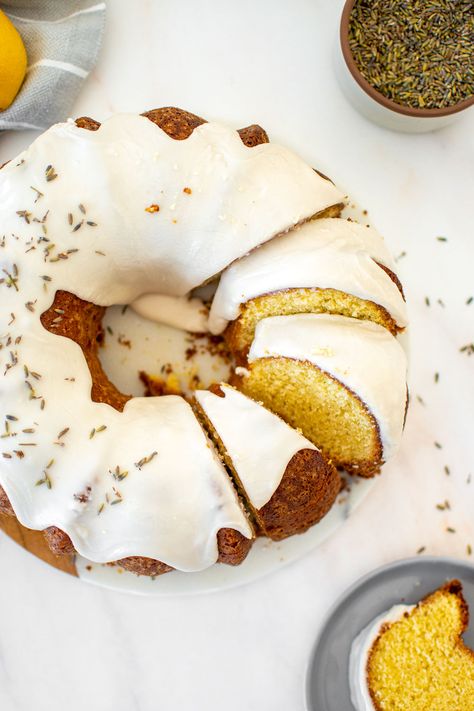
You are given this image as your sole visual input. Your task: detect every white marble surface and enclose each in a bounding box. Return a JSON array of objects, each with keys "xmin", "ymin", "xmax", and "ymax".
[{"xmin": 0, "ymin": 1, "xmax": 473, "ymax": 709}]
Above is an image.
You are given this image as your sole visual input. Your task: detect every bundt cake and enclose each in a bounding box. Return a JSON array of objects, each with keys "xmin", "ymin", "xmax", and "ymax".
[
  {"xmin": 0, "ymin": 107, "xmax": 356, "ymax": 576},
  {"xmin": 208, "ymin": 217, "xmax": 408, "ymax": 361},
  {"xmin": 0, "ymin": 106, "xmax": 409, "ymax": 576},
  {"xmin": 194, "ymin": 384, "xmax": 341, "ymax": 541},
  {"xmin": 235, "ymin": 313, "xmax": 407, "ymax": 477},
  {"xmin": 349, "ymin": 580, "xmax": 474, "ymax": 710}
]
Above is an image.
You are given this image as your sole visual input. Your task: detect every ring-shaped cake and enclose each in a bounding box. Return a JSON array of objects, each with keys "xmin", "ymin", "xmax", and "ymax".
[{"xmin": 0, "ymin": 108, "xmax": 408, "ymax": 576}]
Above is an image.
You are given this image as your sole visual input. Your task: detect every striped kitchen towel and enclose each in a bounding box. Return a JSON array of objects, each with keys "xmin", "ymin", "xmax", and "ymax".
[{"xmin": 0, "ymin": 1, "xmax": 106, "ymax": 131}]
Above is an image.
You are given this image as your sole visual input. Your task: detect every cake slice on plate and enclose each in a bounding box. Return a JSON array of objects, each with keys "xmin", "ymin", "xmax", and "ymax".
[{"xmin": 349, "ymin": 580, "xmax": 474, "ymax": 711}]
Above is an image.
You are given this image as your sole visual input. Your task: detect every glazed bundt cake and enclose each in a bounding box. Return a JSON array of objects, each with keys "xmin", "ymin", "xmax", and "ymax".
[
  {"xmin": 0, "ymin": 106, "xmax": 409, "ymax": 575},
  {"xmin": 235, "ymin": 313, "xmax": 407, "ymax": 477},
  {"xmin": 208, "ymin": 217, "xmax": 408, "ymax": 361},
  {"xmin": 349, "ymin": 580, "xmax": 474, "ymax": 710},
  {"xmin": 194, "ymin": 384, "xmax": 341, "ymax": 541},
  {"xmin": 0, "ymin": 107, "xmax": 357, "ymax": 576}
]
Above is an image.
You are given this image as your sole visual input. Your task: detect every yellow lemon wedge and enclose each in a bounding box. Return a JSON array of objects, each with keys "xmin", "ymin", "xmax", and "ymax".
[{"xmin": 0, "ymin": 9, "xmax": 27, "ymax": 111}]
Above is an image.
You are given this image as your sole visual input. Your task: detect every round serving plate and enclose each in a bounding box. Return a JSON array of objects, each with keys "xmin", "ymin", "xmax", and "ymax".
[
  {"xmin": 305, "ymin": 556, "xmax": 474, "ymax": 711},
  {"xmin": 1, "ymin": 197, "xmax": 405, "ymax": 595}
]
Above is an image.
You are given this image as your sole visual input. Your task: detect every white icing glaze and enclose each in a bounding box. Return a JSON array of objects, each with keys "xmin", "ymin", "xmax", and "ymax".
[
  {"xmin": 195, "ymin": 384, "xmax": 317, "ymax": 509},
  {"xmin": 349, "ymin": 604, "xmax": 414, "ymax": 711},
  {"xmin": 0, "ymin": 111, "xmax": 340, "ymax": 571},
  {"xmin": 248, "ymin": 314, "xmax": 407, "ymax": 460},
  {"xmin": 2, "ymin": 114, "xmax": 344, "ymax": 304},
  {"xmin": 0, "ymin": 379, "xmax": 252, "ymax": 570},
  {"xmin": 208, "ymin": 217, "xmax": 407, "ymax": 334},
  {"xmin": 131, "ymin": 293, "xmax": 209, "ymax": 332}
]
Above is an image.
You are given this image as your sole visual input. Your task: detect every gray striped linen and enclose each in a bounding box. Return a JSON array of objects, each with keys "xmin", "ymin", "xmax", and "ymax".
[{"xmin": 0, "ymin": 0, "xmax": 106, "ymax": 130}]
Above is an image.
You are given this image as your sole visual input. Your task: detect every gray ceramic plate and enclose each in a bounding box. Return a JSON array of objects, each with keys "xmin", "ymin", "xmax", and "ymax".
[{"xmin": 305, "ymin": 556, "xmax": 474, "ymax": 711}]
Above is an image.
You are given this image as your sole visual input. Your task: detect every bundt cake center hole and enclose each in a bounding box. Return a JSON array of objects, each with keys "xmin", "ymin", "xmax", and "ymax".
[{"xmin": 40, "ymin": 289, "xmax": 234, "ymax": 412}]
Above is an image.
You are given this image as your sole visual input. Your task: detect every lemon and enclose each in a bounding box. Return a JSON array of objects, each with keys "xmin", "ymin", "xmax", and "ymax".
[{"xmin": 0, "ymin": 9, "xmax": 27, "ymax": 111}]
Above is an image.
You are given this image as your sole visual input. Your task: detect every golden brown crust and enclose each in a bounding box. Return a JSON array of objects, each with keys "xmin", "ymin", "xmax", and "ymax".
[
  {"xmin": 76, "ymin": 107, "xmax": 270, "ymax": 148},
  {"xmin": 376, "ymin": 262, "xmax": 406, "ymax": 302},
  {"xmin": 208, "ymin": 383, "xmax": 226, "ymax": 397},
  {"xmin": 144, "ymin": 108, "xmax": 270, "ymax": 148},
  {"xmin": 115, "ymin": 527, "xmax": 252, "ymax": 575},
  {"xmin": 237, "ymin": 124, "xmax": 269, "ymax": 147},
  {"xmin": 40, "ymin": 290, "xmax": 130, "ymax": 412},
  {"xmin": 74, "ymin": 116, "xmax": 101, "ymax": 131},
  {"xmin": 117, "ymin": 556, "xmax": 173, "ymax": 577},
  {"xmin": 41, "ymin": 524, "xmax": 252, "ymax": 574},
  {"xmin": 426, "ymin": 580, "xmax": 470, "ymax": 633},
  {"xmin": 0, "ymin": 485, "xmax": 14, "ymax": 515},
  {"xmin": 141, "ymin": 107, "xmax": 206, "ymax": 138},
  {"xmin": 216, "ymin": 527, "xmax": 253, "ymax": 565},
  {"xmin": 43, "ymin": 526, "xmax": 75, "ymax": 556},
  {"xmin": 258, "ymin": 449, "xmax": 341, "ymax": 540}
]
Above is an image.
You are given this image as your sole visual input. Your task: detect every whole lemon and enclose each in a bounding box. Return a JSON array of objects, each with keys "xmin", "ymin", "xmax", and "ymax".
[{"xmin": 0, "ymin": 9, "xmax": 27, "ymax": 111}]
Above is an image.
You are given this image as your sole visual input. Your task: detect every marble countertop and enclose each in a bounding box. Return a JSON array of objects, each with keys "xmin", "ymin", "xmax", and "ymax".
[{"xmin": 0, "ymin": 1, "xmax": 473, "ymax": 710}]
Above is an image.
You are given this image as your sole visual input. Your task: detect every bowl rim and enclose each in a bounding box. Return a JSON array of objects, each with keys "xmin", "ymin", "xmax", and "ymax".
[{"xmin": 340, "ymin": 0, "xmax": 474, "ymax": 119}]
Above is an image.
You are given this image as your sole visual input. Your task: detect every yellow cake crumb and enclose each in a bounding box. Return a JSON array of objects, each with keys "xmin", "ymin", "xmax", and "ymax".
[
  {"xmin": 238, "ymin": 356, "xmax": 382, "ymax": 477},
  {"xmin": 368, "ymin": 582, "xmax": 474, "ymax": 711}
]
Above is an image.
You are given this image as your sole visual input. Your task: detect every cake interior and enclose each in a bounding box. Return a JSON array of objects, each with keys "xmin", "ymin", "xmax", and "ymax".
[
  {"xmin": 367, "ymin": 582, "xmax": 474, "ymax": 711},
  {"xmin": 238, "ymin": 357, "xmax": 382, "ymax": 477}
]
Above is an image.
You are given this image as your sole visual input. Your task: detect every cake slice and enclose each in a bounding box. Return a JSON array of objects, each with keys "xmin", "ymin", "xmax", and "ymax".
[
  {"xmin": 349, "ymin": 580, "xmax": 474, "ymax": 711},
  {"xmin": 235, "ymin": 313, "xmax": 407, "ymax": 477},
  {"xmin": 194, "ymin": 383, "xmax": 340, "ymax": 540},
  {"xmin": 208, "ymin": 218, "xmax": 407, "ymax": 361}
]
